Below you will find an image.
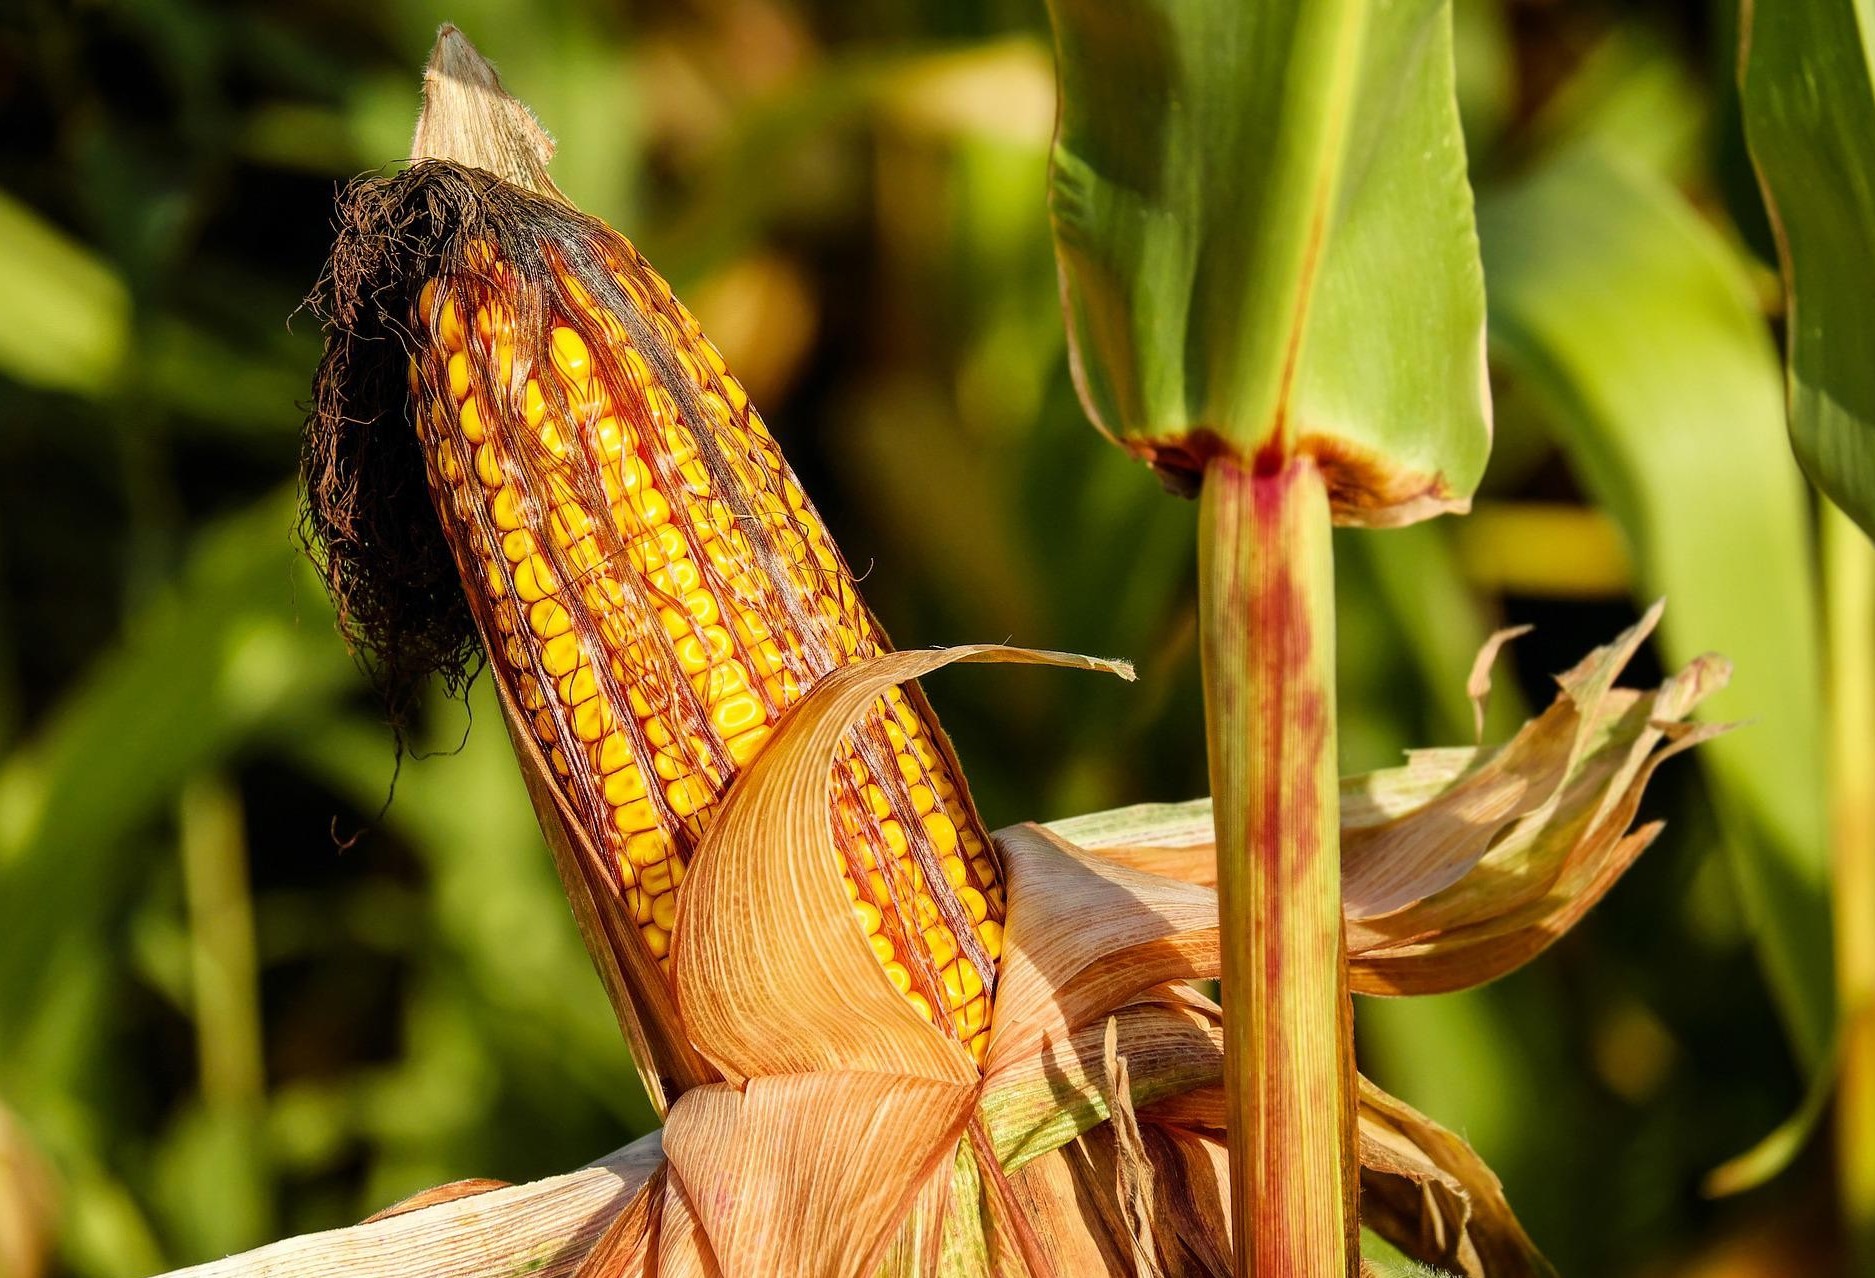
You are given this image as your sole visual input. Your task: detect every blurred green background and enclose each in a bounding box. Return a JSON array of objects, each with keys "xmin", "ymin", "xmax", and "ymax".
[{"xmin": 0, "ymin": 0, "xmax": 1843, "ymax": 1273}]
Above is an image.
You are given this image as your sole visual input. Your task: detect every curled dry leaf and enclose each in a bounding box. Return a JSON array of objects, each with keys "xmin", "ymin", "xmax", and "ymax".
[{"xmin": 1052, "ymin": 609, "xmax": 1729, "ymax": 995}]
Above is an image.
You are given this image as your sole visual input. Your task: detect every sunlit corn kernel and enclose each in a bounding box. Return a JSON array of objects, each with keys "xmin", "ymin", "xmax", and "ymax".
[
  {"xmin": 572, "ymin": 696, "xmax": 614, "ymax": 742},
  {"xmin": 650, "ymin": 749, "xmax": 687, "ymax": 783},
  {"xmin": 447, "ymin": 351, "xmax": 472, "ymax": 401},
  {"xmin": 940, "ymin": 965, "xmax": 965, "ymax": 1006},
  {"xmin": 513, "ymin": 555, "xmax": 558, "ymax": 603},
  {"xmin": 642, "ymin": 923, "xmax": 671, "ymax": 959},
  {"xmin": 956, "ymin": 960, "xmax": 984, "ymax": 1001},
  {"xmin": 853, "ymin": 899, "xmax": 882, "ymax": 936},
  {"xmin": 650, "ymin": 558, "xmax": 701, "ymax": 598},
  {"xmin": 624, "ymin": 829, "xmax": 673, "ymax": 868},
  {"xmin": 551, "ymin": 325, "xmax": 591, "ymax": 381},
  {"xmin": 501, "ymin": 528, "xmax": 535, "ymax": 564},
  {"xmin": 624, "ymin": 888, "xmax": 651, "ymax": 925},
  {"xmin": 882, "ymin": 961, "xmax": 912, "ymax": 995},
  {"xmin": 604, "ymin": 765, "xmax": 648, "ymax": 806},
  {"xmin": 595, "ymin": 416, "xmax": 628, "ymax": 461},
  {"xmin": 541, "ymin": 632, "xmax": 581, "ymax": 677},
  {"xmin": 862, "ymin": 775, "xmax": 892, "ymax": 817},
  {"xmin": 869, "ymin": 932, "xmax": 895, "ymax": 963},
  {"xmin": 651, "ymin": 891, "xmax": 677, "ymax": 932},
  {"xmin": 959, "ymin": 997, "xmax": 988, "ymax": 1035},
  {"xmin": 922, "ymin": 811, "xmax": 959, "ymax": 857},
  {"xmin": 866, "ymin": 870, "xmax": 892, "ymax": 906},
  {"xmin": 674, "ymin": 626, "xmax": 733, "ymax": 674},
  {"xmin": 438, "ymin": 296, "xmax": 465, "ymax": 351},
  {"xmin": 475, "ymin": 442, "xmax": 504, "ymax": 488},
  {"xmin": 763, "ymin": 671, "xmax": 805, "ymax": 705},
  {"xmin": 693, "ymin": 660, "xmax": 749, "ymax": 704},
  {"xmin": 558, "ymin": 664, "xmax": 597, "ymax": 705},
  {"xmin": 666, "ymin": 775, "xmax": 713, "ymax": 818},
  {"xmin": 939, "ymin": 855, "xmax": 967, "ymax": 889},
  {"xmin": 977, "ymin": 920, "xmax": 1003, "ymax": 960},
  {"xmin": 725, "ymin": 724, "xmax": 770, "ymax": 764},
  {"xmin": 482, "ymin": 560, "xmax": 508, "ymax": 599},
  {"xmin": 879, "ymin": 819, "xmax": 908, "ymax": 859},
  {"xmin": 924, "ymin": 924, "xmax": 958, "ymax": 968},
  {"xmin": 968, "ymin": 1035, "xmax": 988, "ymax": 1064},
  {"xmin": 640, "ymin": 860, "xmax": 678, "ymax": 897},
  {"xmin": 627, "ymin": 524, "xmax": 687, "ymax": 572},
  {"xmin": 709, "ymin": 692, "xmax": 764, "ymax": 738},
  {"xmin": 492, "ymin": 485, "xmax": 523, "ymax": 531},
  {"xmin": 747, "ymin": 639, "xmax": 788, "ymax": 677},
  {"xmin": 593, "ymin": 732, "xmax": 630, "ymax": 775},
  {"xmin": 627, "ymin": 486, "xmax": 672, "ymax": 530},
  {"xmin": 458, "ymin": 395, "xmax": 486, "ymax": 444},
  {"xmin": 609, "ymin": 796, "xmax": 660, "ymax": 837},
  {"xmin": 907, "ymin": 991, "xmax": 934, "ymax": 1023},
  {"xmin": 528, "ymin": 598, "xmax": 571, "ymax": 640},
  {"xmin": 956, "ymin": 888, "xmax": 990, "ymax": 930}
]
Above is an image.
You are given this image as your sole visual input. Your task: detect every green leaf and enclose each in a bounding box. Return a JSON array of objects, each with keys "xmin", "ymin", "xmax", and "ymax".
[
  {"xmin": 1478, "ymin": 146, "xmax": 1832, "ymax": 1063},
  {"xmin": 1044, "ymin": 0, "xmax": 1490, "ymax": 525},
  {"xmin": 1738, "ymin": 0, "xmax": 1875, "ymax": 539},
  {"xmin": 0, "ymin": 188, "xmax": 129, "ymax": 395}
]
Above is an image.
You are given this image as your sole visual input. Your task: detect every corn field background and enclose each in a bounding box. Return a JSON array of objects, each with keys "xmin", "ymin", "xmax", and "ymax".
[{"xmin": 0, "ymin": 0, "xmax": 1842, "ymax": 1274}]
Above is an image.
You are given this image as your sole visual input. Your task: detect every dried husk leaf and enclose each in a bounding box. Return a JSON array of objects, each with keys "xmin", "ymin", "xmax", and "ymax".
[
  {"xmin": 983, "ymin": 825, "xmax": 1217, "ymax": 1074},
  {"xmin": 1039, "ymin": 613, "xmax": 1728, "ymax": 995},
  {"xmin": 673, "ymin": 645, "xmax": 1130, "ymax": 1087},
  {"xmin": 981, "ymin": 1002, "xmax": 1224, "ymax": 1172},
  {"xmin": 660, "ymin": 1072, "xmax": 977, "ymax": 1278},
  {"xmin": 1356, "ymin": 1077, "xmax": 1554, "ymax": 1278}
]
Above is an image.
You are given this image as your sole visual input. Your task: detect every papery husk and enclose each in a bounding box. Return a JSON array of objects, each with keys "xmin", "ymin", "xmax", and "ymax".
[
  {"xmin": 540, "ymin": 644, "xmax": 1554, "ymax": 1276},
  {"xmin": 1053, "ymin": 607, "xmax": 1730, "ymax": 995}
]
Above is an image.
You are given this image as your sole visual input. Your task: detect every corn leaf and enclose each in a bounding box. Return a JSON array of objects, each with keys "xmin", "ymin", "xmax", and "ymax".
[
  {"xmin": 1044, "ymin": 0, "xmax": 1489, "ymax": 523},
  {"xmin": 1477, "ymin": 146, "xmax": 1833, "ymax": 1062},
  {"xmin": 1739, "ymin": 0, "xmax": 1875, "ymax": 538}
]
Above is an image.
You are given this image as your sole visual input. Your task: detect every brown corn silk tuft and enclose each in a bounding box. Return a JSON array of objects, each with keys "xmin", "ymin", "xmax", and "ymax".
[{"xmin": 304, "ymin": 160, "xmax": 1005, "ymax": 1059}]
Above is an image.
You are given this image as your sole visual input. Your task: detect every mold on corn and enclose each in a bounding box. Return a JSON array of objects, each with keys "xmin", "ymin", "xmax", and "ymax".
[{"xmin": 403, "ymin": 236, "xmax": 1004, "ymax": 1058}]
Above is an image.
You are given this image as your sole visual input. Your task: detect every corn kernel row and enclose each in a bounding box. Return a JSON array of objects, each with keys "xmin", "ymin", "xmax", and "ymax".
[{"xmin": 405, "ymin": 239, "xmax": 1004, "ymax": 1056}]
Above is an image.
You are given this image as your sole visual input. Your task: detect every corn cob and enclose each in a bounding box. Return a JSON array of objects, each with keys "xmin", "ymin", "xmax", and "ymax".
[{"xmin": 403, "ymin": 231, "xmax": 1004, "ymax": 1059}]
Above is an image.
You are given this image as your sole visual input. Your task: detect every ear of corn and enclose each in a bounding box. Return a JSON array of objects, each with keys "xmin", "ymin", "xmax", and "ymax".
[{"xmin": 403, "ymin": 227, "xmax": 1003, "ymax": 1060}]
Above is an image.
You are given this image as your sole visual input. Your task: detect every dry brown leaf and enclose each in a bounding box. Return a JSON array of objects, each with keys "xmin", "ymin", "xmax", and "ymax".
[
  {"xmin": 1466, "ymin": 624, "xmax": 1532, "ymax": 741},
  {"xmin": 361, "ymin": 1178, "xmax": 511, "ymax": 1223},
  {"xmin": 982, "ymin": 1002, "xmax": 1223, "ymax": 1171},
  {"xmin": 1357, "ymin": 1076, "xmax": 1555, "ymax": 1278},
  {"xmin": 985, "ymin": 825, "xmax": 1217, "ymax": 1075},
  {"xmin": 661, "ymin": 1071, "xmax": 977, "ymax": 1278},
  {"xmin": 1038, "ymin": 614, "xmax": 1726, "ymax": 997}
]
